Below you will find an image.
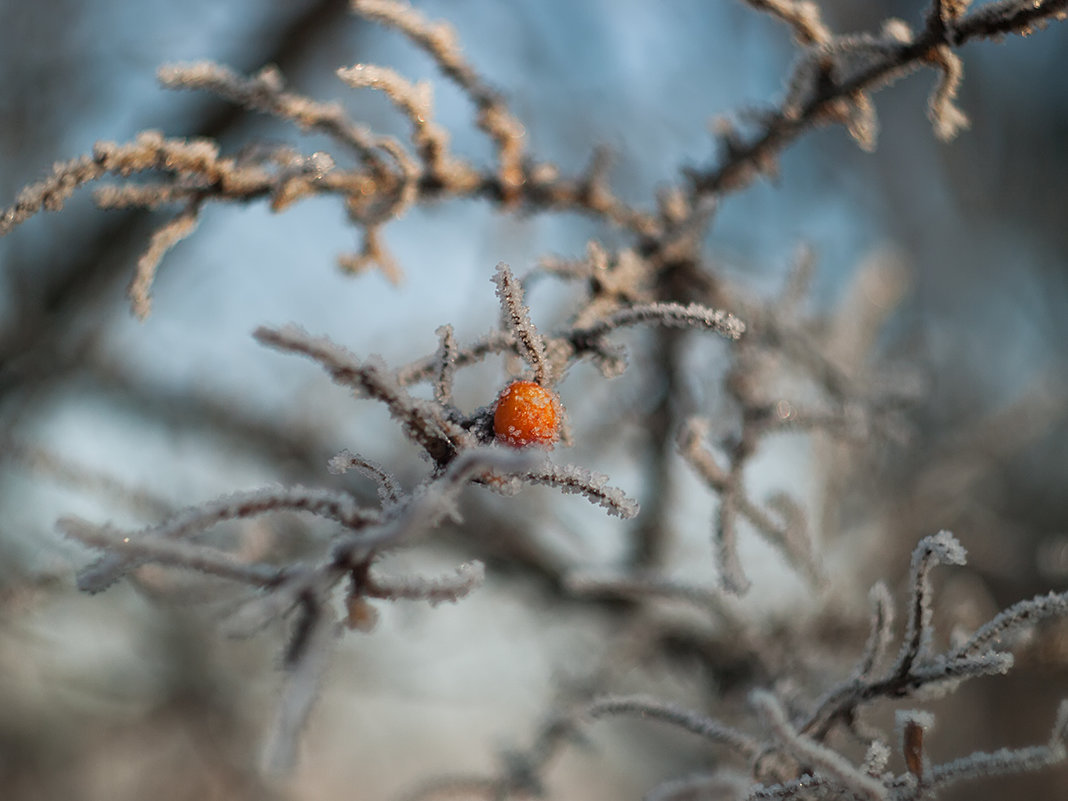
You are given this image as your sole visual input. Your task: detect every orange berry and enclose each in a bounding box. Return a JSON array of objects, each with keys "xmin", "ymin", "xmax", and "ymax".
[{"xmin": 493, "ymin": 380, "xmax": 561, "ymax": 448}]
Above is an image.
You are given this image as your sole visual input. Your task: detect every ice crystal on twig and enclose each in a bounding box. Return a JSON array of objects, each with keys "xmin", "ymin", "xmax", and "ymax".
[
  {"xmin": 367, "ymin": 560, "xmax": 486, "ymax": 606},
  {"xmin": 351, "ymin": 0, "xmax": 526, "ymax": 198},
  {"xmin": 328, "ymin": 449, "xmax": 404, "ymax": 509},
  {"xmin": 589, "ymin": 694, "xmax": 761, "ymax": 759},
  {"xmin": 752, "ymin": 690, "xmax": 888, "ymax": 801},
  {"xmin": 893, "ymin": 530, "xmax": 967, "ymax": 677},
  {"xmin": 65, "ymin": 484, "xmax": 380, "ymax": 592},
  {"xmin": 905, "ymin": 701, "xmax": 1068, "ymax": 797},
  {"xmin": 493, "ymin": 262, "xmax": 552, "ymax": 385},
  {"xmin": 524, "ymin": 463, "xmax": 639, "ymax": 520},
  {"xmin": 255, "ymin": 324, "xmax": 471, "ymax": 464},
  {"xmin": 129, "ymin": 201, "xmax": 201, "ymax": 319},
  {"xmin": 158, "ymin": 61, "xmax": 385, "ymax": 161}
]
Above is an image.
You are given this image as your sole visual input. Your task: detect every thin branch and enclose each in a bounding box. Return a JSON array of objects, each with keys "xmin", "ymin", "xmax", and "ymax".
[
  {"xmin": 588, "ymin": 695, "xmax": 761, "ymax": 760},
  {"xmin": 949, "ymin": 590, "xmax": 1068, "ymax": 660},
  {"xmin": 328, "ymin": 449, "xmax": 404, "ymax": 508},
  {"xmin": 751, "ymin": 690, "xmax": 888, "ymax": 801},
  {"xmin": 159, "ymin": 60, "xmax": 387, "ymax": 163},
  {"xmin": 60, "ymin": 517, "xmax": 282, "ymax": 590},
  {"xmin": 856, "ymin": 581, "xmax": 896, "ymax": 679},
  {"xmin": 572, "ymin": 301, "xmax": 746, "ymax": 343},
  {"xmin": 68, "ymin": 485, "xmax": 379, "ymax": 592},
  {"xmin": 743, "ymin": 0, "xmax": 832, "ymax": 45},
  {"xmin": 128, "ymin": 200, "xmax": 201, "ymax": 319},
  {"xmin": 523, "ymin": 462, "xmax": 640, "ymax": 519},
  {"xmin": 925, "ymin": 700, "xmax": 1068, "ymax": 791},
  {"xmin": 255, "ymin": 324, "xmax": 470, "ymax": 462},
  {"xmin": 351, "ymin": 0, "xmax": 526, "ymax": 197},
  {"xmin": 366, "ymin": 560, "xmax": 486, "ymax": 605},
  {"xmin": 493, "ymin": 262, "xmax": 552, "ymax": 385},
  {"xmin": 892, "ymin": 530, "xmax": 967, "ymax": 679}
]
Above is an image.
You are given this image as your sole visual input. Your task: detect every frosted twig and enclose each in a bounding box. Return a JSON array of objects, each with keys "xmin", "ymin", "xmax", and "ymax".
[
  {"xmin": 129, "ymin": 200, "xmax": 201, "ymax": 319},
  {"xmin": 856, "ymin": 581, "xmax": 895, "ymax": 679},
  {"xmin": 92, "ymin": 182, "xmax": 195, "ymax": 209},
  {"xmin": 67, "ymin": 485, "xmax": 380, "ymax": 593},
  {"xmin": 1, "ymin": 131, "xmax": 220, "ymax": 234},
  {"xmin": 493, "ymin": 262, "xmax": 552, "ymax": 385},
  {"xmin": 328, "ymin": 449, "xmax": 404, "ymax": 508},
  {"xmin": 159, "ymin": 61, "xmax": 386, "ymax": 163},
  {"xmin": 338, "ymin": 225, "xmax": 407, "ymax": 285},
  {"xmin": 891, "ymin": 531, "xmax": 967, "ymax": 678},
  {"xmin": 60, "ymin": 517, "xmax": 281, "ymax": 590},
  {"xmin": 351, "ymin": 0, "xmax": 526, "ymax": 198},
  {"xmin": 588, "ymin": 695, "xmax": 761, "ymax": 760},
  {"xmin": 523, "ymin": 462, "xmax": 640, "ymax": 519},
  {"xmin": 929, "ymin": 0, "xmax": 972, "ymax": 30},
  {"xmin": 957, "ymin": 0, "xmax": 1068, "ymax": 43},
  {"xmin": 845, "ymin": 91, "xmax": 878, "ymax": 151},
  {"xmin": 949, "ymin": 589, "xmax": 1068, "ymax": 659},
  {"xmin": 761, "ymin": 492, "xmax": 819, "ymax": 581},
  {"xmin": 337, "ymin": 63, "xmax": 450, "ymax": 177},
  {"xmin": 433, "ymin": 324, "xmax": 459, "ymax": 407},
  {"xmin": 367, "ymin": 560, "xmax": 485, "ymax": 605},
  {"xmin": 925, "ymin": 700, "xmax": 1068, "ymax": 792},
  {"xmin": 909, "ymin": 651, "xmax": 1014, "ymax": 684},
  {"xmin": 925, "ymin": 46, "xmax": 969, "ymax": 141},
  {"xmin": 796, "ymin": 531, "xmax": 1065, "ymax": 748},
  {"xmin": 571, "ymin": 301, "xmax": 746, "ymax": 343},
  {"xmin": 743, "ymin": 0, "xmax": 832, "ymax": 45},
  {"xmin": 221, "ymin": 567, "xmax": 320, "ymax": 639},
  {"xmin": 143, "ymin": 485, "xmax": 380, "ymax": 538},
  {"xmin": 677, "ymin": 418, "xmax": 745, "ymax": 592},
  {"xmin": 745, "ymin": 774, "xmax": 833, "ymax": 800},
  {"xmin": 862, "ymin": 739, "xmax": 892, "ymax": 778},
  {"xmin": 677, "ymin": 418, "xmax": 822, "ymax": 592},
  {"xmin": 395, "ymin": 329, "xmax": 514, "ymax": 387},
  {"xmin": 751, "ymin": 690, "xmax": 888, "ymax": 801},
  {"xmin": 331, "ymin": 447, "xmax": 543, "ymax": 563},
  {"xmin": 1, "ymin": 154, "xmax": 102, "ymax": 234},
  {"xmin": 255, "ymin": 324, "xmax": 471, "ymax": 462}
]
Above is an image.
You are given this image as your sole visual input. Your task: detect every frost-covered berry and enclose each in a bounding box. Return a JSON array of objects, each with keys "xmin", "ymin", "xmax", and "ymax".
[{"xmin": 493, "ymin": 380, "xmax": 561, "ymax": 448}]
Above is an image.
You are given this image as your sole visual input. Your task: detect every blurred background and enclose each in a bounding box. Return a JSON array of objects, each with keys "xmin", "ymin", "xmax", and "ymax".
[{"xmin": 1, "ymin": 0, "xmax": 1066, "ymax": 799}]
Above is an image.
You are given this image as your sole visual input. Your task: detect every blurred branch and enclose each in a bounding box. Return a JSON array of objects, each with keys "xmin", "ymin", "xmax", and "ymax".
[{"xmin": 0, "ymin": 0, "xmax": 351, "ymax": 409}]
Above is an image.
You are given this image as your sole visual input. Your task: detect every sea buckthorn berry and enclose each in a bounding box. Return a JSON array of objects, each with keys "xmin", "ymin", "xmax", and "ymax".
[{"xmin": 493, "ymin": 380, "xmax": 561, "ymax": 448}]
